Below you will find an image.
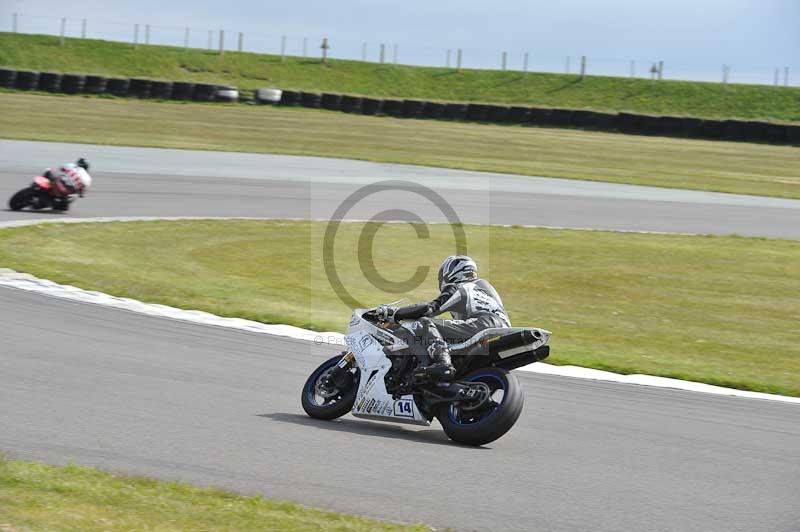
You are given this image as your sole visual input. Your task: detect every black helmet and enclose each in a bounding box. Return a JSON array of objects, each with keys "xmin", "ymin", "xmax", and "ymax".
[
  {"xmin": 438, "ymin": 255, "xmax": 478, "ymax": 291},
  {"xmin": 76, "ymin": 158, "xmax": 89, "ymax": 171}
]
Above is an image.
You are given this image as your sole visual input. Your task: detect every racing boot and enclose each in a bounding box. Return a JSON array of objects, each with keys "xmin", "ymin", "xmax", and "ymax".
[{"xmin": 414, "ymin": 345, "xmax": 455, "ymax": 382}]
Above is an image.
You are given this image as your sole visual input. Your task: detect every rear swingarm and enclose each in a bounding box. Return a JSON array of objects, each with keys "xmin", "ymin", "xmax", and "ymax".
[{"xmin": 421, "ymin": 381, "xmax": 491, "ymax": 408}]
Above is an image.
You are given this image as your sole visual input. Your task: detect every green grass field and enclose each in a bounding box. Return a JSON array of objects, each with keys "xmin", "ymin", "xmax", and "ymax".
[
  {"xmin": 2, "ymin": 32, "xmax": 799, "ymax": 122},
  {"xmin": 1, "ymin": 220, "xmax": 797, "ymax": 396},
  {"xmin": 2, "ymin": 92, "xmax": 798, "ymax": 199},
  {"xmin": 0, "ymin": 456, "xmax": 427, "ymax": 531}
]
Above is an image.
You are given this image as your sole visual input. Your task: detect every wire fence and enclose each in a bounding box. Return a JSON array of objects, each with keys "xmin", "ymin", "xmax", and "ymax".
[{"xmin": 2, "ymin": 11, "xmax": 796, "ymax": 88}]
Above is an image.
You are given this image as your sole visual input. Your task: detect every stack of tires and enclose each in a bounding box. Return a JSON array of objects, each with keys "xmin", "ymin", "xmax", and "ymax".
[
  {"xmin": 279, "ymin": 89, "xmax": 301, "ymax": 106},
  {"xmin": 381, "ymin": 99, "xmax": 403, "ymax": 117},
  {"xmin": 172, "ymin": 82, "xmax": 195, "ymax": 100},
  {"xmin": 255, "ymin": 88, "xmax": 282, "ymax": 104},
  {"xmin": 361, "ymin": 97, "xmax": 382, "ymax": 115},
  {"xmin": 61, "ymin": 74, "xmax": 86, "ymax": 94},
  {"xmin": 106, "ymin": 78, "xmax": 130, "ymax": 97},
  {"xmin": 150, "ymin": 81, "xmax": 173, "ymax": 99},
  {"xmin": 0, "ymin": 68, "xmax": 17, "ymax": 88},
  {"xmin": 301, "ymin": 92, "xmax": 322, "ymax": 108},
  {"xmin": 423, "ymin": 102, "xmax": 446, "ymax": 120},
  {"xmin": 321, "ymin": 93, "xmax": 343, "ymax": 111},
  {"xmin": 401, "ymin": 100, "xmax": 426, "ymax": 118},
  {"xmin": 486, "ymin": 105, "xmax": 510, "ymax": 123},
  {"xmin": 215, "ymin": 86, "xmax": 238, "ymax": 102},
  {"xmin": 506, "ymin": 106, "xmax": 531, "ymax": 123},
  {"xmin": 444, "ymin": 103, "xmax": 468, "ymax": 120},
  {"xmin": 83, "ymin": 75, "xmax": 107, "ymax": 94},
  {"xmin": 129, "ymin": 78, "xmax": 152, "ymax": 98},
  {"xmin": 14, "ymin": 70, "xmax": 39, "ymax": 90},
  {"xmin": 193, "ymin": 83, "xmax": 217, "ymax": 102},
  {"xmin": 466, "ymin": 103, "xmax": 489, "ymax": 122},
  {"xmin": 38, "ymin": 72, "xmax": 63, "ymax": 92},
  {"xmin": 340, "ymin": 95, "xmax": 363, "ymax": 113}
]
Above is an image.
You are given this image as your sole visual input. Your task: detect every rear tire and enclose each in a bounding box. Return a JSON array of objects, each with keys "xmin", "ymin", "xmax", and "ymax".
[
  {"xmin": 436, "ymin": 367, "xmax": 524, "ymax": 446},
  {"xmin": 8, "ymin": 187, "xmax": 33, "ymax": 211},
  {"xmin": 301, "ymin": 354, "xmax": 360, "ymax": 420}
]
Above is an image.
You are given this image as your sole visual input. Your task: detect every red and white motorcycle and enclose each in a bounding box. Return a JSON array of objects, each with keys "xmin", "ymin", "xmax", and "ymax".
[{"xmin": 8, "ymin": 174, "xmax": 81, "ymax": 212}]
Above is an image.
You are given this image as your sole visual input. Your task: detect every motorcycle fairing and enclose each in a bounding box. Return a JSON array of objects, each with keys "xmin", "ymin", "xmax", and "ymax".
[
  {"xmin": 347, "ymin": 312, "xmax": 430, "ymax": 426},
  {"xmin": 33, "ymin": 176, "xmax": 51, "ymax": 189}
]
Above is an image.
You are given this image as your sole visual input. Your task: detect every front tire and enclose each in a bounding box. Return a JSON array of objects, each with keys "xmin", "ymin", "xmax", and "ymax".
[
  {"xmin": 437, "ymin": 367, "xmax": 524, "ymax": 446},
  {"xmin": 301, "ymin": 354, "xmax": 360, "ymax": 420},
  {"xmin": 8, "ymin": 187, "xmax": 33, "ymax": 211}
]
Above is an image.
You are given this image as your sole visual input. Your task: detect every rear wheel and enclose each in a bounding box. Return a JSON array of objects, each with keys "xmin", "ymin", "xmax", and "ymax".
[
  {"xmin": 436, "ymin": 367, "xmax": 524, "ymax": 446},
  {"xmin": 8, "ymin": 187, "xmax": 33, "ymax": 211},
  {"xmin": 301, "ymin": 354, "xmax": 360, "ymax": 420}
]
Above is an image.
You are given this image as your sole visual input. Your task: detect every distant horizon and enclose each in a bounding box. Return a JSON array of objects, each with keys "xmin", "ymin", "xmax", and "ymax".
[{"xmin": 2, "ymin": 0, "xmax": 798, "ymax": 86}]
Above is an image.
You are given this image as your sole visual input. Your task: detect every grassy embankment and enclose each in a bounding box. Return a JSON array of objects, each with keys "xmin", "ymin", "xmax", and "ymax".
[
  {"xmin": 0, "ymin": 456, "xmax": 427, "ymax": 531},
  {"xmin": 1, "ymin": 92, "xmax": 798, "ymax": 199},
  {"xmin": 0, "ymin": 220, "xmax": 797, "ymax": 396},
  {"xmin": 1, "ymin": 32, "xmax": 799, "ymax": 123}
]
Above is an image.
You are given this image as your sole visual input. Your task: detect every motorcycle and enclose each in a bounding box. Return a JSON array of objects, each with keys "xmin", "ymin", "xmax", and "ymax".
[
  {"xmin": 302, "ymin": 306, "xmax": 551, "ymax": 446},
  {"xmin": 8, "ymin": 175, "xmax": 74, "ymax": 212}
]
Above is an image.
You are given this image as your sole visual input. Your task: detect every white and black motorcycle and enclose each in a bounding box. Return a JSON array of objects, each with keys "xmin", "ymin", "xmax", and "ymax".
[{"xmin": 302, "ymin": 307, "xmax": 551, "ymax": 446}]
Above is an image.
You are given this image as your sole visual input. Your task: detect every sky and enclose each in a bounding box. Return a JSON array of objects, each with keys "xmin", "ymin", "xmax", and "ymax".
[{"xmin": 3, "ymin": 0, "xmax": 798, "ymax": 85}]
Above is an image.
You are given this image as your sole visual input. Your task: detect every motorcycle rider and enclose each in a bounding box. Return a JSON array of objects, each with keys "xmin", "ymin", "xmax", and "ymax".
[
  {"xmin": 43, "ymin": 158, "xmax": 92, "ymax": 210},
  {"xmin": 376, "ymin": 255, "xmax": 511, "ymax": 381}
]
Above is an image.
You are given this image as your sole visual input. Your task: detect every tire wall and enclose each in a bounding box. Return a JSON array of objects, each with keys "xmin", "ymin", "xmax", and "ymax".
[{"xmin": 0, "ymin": 65, "xmax": 793, "ymax": 145}]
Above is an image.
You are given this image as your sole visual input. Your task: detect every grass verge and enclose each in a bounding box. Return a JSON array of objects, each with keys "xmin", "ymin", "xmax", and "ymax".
[
  {"xmin": 2, "ymin": 32, "xmax": 799, "ymax": 122},
  {"xmin": 0, "ymin": 455, "xmax": 427, "ymax": 531},
  {"xmin": 1, "ymin": 92, "xmax": 798, "ymax": 199},
  {"xmin": 0, "ymin": 219, "xmax": 797, "ymax": 396}
]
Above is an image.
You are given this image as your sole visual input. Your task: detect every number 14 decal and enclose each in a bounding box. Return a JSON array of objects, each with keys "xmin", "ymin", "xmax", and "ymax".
[{"xmin": 394, "ymin": 399, "xmax": 413, "ymax": 418}]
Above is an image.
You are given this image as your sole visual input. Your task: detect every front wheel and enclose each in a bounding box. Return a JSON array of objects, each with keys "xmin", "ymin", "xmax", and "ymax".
[
  {"xmin": 8, "ymin": 187, "xmax": 33, "ymax": 211},
  {"xmin": 301, "ymin": 354, "xmax": 360, "ymax": 420},
  {"xmin": 437, "ymin": 367, "xmax": 524, "ymax": 446}
]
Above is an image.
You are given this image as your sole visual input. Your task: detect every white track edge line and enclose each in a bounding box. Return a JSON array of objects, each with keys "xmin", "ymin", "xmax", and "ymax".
[{"xmin": 1, "ymin": 216, "xmax": 796, "ymax": 404}]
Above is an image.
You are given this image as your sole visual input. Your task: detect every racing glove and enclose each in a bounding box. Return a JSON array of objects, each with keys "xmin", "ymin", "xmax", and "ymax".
[{"xmin": 375, "ymin": 305, "xmax": 398, "ymax": 323}]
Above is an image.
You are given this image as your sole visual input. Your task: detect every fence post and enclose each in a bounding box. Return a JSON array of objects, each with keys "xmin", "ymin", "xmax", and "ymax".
[
  {"xmin": 81, "ymin": 18, "xmax": 87, "ymax": 39},
  {"xmin": 321, "ymin": 37, "xmax": 329, "ymax": 63},
  {"xmin": 361, "ymin": 42, "xmax": 367, "ymax": 61},
  {"xmin": 281, "ymin": 35, "xmax": 286, "ymax": 62},
  {"xmin": 523, "ymin": 51, "xmax": 529, "ymax": 73},
  {"xmin": 145, "ymin": 24, "xmax": 150, "ymax": 45},
  {"xmin": 784, "ymin": 67, "xmax": 790, "ymax": 87},
  {"xmin": 446, "ymin": 49, "xmax": 451, "ymax": 68},
  {"xmin": 392, "ymin": 44, "xmax": 398, "ymax": 64},
  {"xmin": 237, "ymin": 32, "xmax": 243, "ymax": 52},
  {"xmin": 658, "ymin": 60, "xmax": 664, "ymax": 80},
  {"xmin": 501, "ymin": 51, "xmax": 507, "ymax": 71},
  {"xmin": 134, "ymin": 24, "xmax": 139, "ymax": 48},
  {"xmin": 580, "ymin": 55, "xmax": 586, "ymax": 79},
  {"xmin": 457, "ymin": 48, "xmax": 462, "ymax": 71},
  {"xmin": 218, "ymin": 30, "xmax": 224, "ymax": 55},
  {"xmin": 59, "ymin": 17, "xmax": 66, "ymax": 46},
  {"xmin": 379, "ymin": 43, "xmax": 385, "ymax": 64}
]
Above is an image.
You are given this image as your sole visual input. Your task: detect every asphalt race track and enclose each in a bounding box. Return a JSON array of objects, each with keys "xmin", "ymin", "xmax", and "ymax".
[
  {"xmin": 1, "ymin": 139, "xmax": 800, "ymax": 238},
  {"xmin": 1, "ymin": 139, "xmax": 799, "ymax": 531}
]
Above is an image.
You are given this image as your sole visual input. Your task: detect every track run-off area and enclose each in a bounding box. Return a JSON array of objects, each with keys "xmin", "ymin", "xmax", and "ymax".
[{"xmin": 1, "ymin": 139, "xmax": 799, "ymax": 532}]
